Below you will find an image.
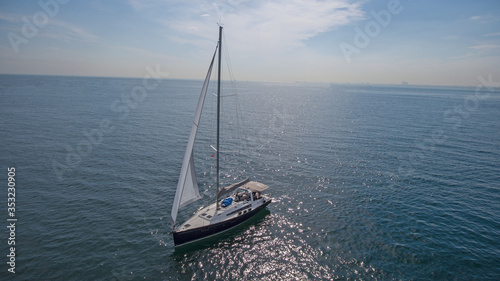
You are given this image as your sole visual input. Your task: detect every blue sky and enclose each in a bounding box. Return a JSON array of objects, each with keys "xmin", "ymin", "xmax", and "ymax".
[{"xmin": 0, "ymin": 0, "xmax": 499, "ymax": 85}]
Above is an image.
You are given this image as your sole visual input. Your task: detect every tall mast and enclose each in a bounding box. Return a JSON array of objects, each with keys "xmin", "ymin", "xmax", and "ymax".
[{"xmin": 216, "ymin": 25, "xmax": 222, "ymax": 209}]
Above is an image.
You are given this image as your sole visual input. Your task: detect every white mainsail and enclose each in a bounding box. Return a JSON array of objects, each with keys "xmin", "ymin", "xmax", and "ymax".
[{"xmin": 171, "ymin": 46, "xmax": 218, "ymax": 225}]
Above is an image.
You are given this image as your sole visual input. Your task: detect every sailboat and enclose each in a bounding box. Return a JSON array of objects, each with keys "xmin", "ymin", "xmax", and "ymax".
[{"xmin": 170, "ymin": 25, "xmax": 271, "ymax": 247}]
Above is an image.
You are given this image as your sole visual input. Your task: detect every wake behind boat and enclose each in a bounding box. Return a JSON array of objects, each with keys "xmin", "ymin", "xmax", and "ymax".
[{"xmin": 170, "ymin": 26, "xmax": 271, "ymax": 247}]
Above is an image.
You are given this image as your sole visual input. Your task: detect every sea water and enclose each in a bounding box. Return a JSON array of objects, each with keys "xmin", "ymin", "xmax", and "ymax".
[{"xmin": 1, "ymin": 74, "xmax": 499, "ymax": 280}]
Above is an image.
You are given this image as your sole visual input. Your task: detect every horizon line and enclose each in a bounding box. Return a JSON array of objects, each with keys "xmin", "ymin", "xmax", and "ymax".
[{"xmin": 0, "ymin": 72, "xmax": 485, "ymax": 88}]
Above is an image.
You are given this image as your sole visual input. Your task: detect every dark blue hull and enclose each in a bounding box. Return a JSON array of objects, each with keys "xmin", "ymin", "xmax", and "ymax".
[{"xmin": 173, "ymin": 199, "xmax": 271, "ymax": 246}]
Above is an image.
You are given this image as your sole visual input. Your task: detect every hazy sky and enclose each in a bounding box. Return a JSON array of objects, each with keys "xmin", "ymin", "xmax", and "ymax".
[{"xmin": 1, "ymin": 0, "xmax": 499, "ymax": 86}]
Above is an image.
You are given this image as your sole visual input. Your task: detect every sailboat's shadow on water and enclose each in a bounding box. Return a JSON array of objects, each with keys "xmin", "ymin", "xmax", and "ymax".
[{"xmin": 171, "ymin": 208, "xmax": 271, "ymax": 257}]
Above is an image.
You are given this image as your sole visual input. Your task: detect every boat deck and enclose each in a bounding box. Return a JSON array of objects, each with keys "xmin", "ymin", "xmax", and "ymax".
[
  {"xmin": 176, "ymin": 181, "xmax": 270, "ymax": 232},
  {"xmin": 178, "ymin": 203, "xmax": 218, "ymax": 230}
]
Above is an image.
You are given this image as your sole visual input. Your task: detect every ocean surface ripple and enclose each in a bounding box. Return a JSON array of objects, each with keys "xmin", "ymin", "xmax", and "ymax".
[{"xmin": 1, "ymin": 75, "xmax": 499, "ymax": 280}]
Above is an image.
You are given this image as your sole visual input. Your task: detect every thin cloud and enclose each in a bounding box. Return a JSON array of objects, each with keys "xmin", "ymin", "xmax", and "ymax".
[
  {"xmin": 226, "ymin": 0, "xmax": 365, "ymax": 48},
  {"xmin": 0, "ymin": 12, "xmax": 20, "ymax": 22},
  {"xmin": 40, "ymin": 19, "xmax": 99, "ymax": 43},
  {"xmin": 0, "ymin": 12, "xmax": 98, "ymax": 43},
  {"xmin": 470, "ymin": 44, "xmax": 500, "ymax": 50},
  {"xmin": 469, "ymin": 14, "xmax": 498, "ymax": 24},
  {"xmin": 128, "ymin": 0, "xmax": 185, "ymax": 12},
  {"xmin": 130, "ymin": 0, "xmax": 364, "ymax": 52},
  {"xmin": 124, "ymin": 0, "xmax": 365, "ymax": 80},
  {"xmin": 484, "ymin": 32, "xmax": 500, "ymax": 37}
]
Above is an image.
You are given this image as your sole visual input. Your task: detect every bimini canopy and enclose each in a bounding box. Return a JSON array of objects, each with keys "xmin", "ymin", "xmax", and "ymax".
[
  {"xmin": 245, "ymin": 181, "xmax": 270, "ymax": 193},
  {"xmin": 217, "ymin": 178, "xmax": 250, "ymax": 198},
  {"xmin": 218, "ymin": 178, "xmax": 270, "ymax": 198}
]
